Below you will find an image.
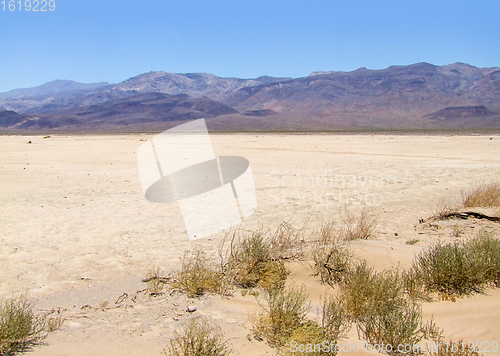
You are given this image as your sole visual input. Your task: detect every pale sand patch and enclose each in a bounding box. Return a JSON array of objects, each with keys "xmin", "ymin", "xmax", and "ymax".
[{"xmin": 1, "ymin": 134, "xmax": 499, "ymax": 355}]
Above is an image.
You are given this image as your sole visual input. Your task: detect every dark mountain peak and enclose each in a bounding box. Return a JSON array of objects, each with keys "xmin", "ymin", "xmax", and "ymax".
[{"xmin": 425, "ymin": 105, "xmax": 498, "ymax": 120}]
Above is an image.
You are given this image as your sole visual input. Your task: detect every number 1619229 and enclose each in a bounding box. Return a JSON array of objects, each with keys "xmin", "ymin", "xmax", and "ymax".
[{"xmin": 1, "ymin": 0, "xmax": 55, "ymax": 11}]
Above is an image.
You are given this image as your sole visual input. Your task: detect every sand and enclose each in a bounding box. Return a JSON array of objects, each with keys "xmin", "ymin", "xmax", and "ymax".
[{"xmin": 1, "ymin": 133, "xmax": 499, "ymax": 355}]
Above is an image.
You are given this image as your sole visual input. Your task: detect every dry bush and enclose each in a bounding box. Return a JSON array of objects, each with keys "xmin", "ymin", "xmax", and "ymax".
[
  {"xmin": 268, "ymin": 220, "xmax": 308, "ymax": 260},
  {"xmin": 428, "ymin": 340, "xmax": 481, "ymax": 356},
  {"xmin": 408, "ymin": 230, "xmax": 500, "ymax": 297},
  {"xmin": 0, "ymin": 294, "xmax": 49, "ymax": 356},
  {"xmin": 462, "ymin": 182, "xmax": 500, "ymax": 208},
  {"xmin": 163, "ymin": 317, "xmax": 232, "ymax": 356},
  {"xmin": 340, "ymin": 207, "xmax": 377, "ymax": 241},
  {"xmin": 173, "ymin": 247, "xmax": 222, "ymax": 297},
  {"xmin": 429, "ymin": 199, "xmax": 460, "ymax": 221},
  {"xmin": 312, "ymin": 241, "xmax": 352, "ymax": 287}
]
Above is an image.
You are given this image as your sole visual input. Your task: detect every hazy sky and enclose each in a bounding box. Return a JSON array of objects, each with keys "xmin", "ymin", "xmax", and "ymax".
[{"xmin": 0, "ymin": 0, "xmax": 499, "ymax": 92}]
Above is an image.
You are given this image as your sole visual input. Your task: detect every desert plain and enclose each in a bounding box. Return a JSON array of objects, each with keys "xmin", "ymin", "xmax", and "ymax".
[{"xmin": 1, "ymin": 133, "xmax": 500, "ymax": 355}]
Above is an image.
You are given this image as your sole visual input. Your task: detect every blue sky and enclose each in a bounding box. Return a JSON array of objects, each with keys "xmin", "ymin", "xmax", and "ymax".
[{"xmin": 0, "ymin": 0, "xmax": 499, "ymax": 92}]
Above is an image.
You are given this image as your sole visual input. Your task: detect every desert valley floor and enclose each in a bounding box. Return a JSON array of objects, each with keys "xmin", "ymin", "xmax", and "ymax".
[{"xmin": 1, "ymin": 133, "xmax": 500, "ymax": 355}]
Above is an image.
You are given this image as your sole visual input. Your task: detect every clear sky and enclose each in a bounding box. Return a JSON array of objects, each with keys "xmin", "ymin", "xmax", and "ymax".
[{"xmin": 0, "ymin": 0, "xmax": 499, "ymax": 92}]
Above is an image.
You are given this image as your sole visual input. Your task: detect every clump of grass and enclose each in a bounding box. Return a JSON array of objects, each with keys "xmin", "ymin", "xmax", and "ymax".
[
  {"xmin": 340, "ymin": 207, "xmax": 377, "ymax": 241},
  {"xmin": 163, "ymin": 317, "xmax": 232, "ymax": 356},
  {"xmin": 0, "ymin": 294, "xmax": 49, "ymax": 355},
  {"xmin": 173, "ymin": 247, "xmax": 222, "ymax": 297},
  {"xmin": 408, "ymin": 230, "xmax": 500, "ymax": 297},
  {"xmin": 462, "ymin": 182, "xmax": 500, "ymax": 208}
]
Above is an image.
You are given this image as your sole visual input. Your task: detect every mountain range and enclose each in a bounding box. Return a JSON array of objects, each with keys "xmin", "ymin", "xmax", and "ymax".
[{"xmin": 1, "ymin": 62, "xmax": 499, "ymax": 132}]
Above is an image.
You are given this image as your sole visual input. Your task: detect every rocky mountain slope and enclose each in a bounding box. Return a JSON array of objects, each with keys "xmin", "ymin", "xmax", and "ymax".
[{"xmin": 1, "ymin": 62, "xmax": 499, "ymax": 131}]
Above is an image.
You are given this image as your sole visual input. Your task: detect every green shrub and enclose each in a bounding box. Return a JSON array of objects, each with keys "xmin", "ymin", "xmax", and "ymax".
[
  {"xmin": 0, "ymin": 294, "xmax": 48, "ymax": 356},
  {"xmin": 164, "ymin": 317, "xmax": 232, "ymax": 356}
]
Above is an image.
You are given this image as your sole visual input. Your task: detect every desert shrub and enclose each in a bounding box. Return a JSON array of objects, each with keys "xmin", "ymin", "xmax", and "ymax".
[
  {"xmin": 257, "ymin": 260, "xmax": 290, "ymax": 292},
  {"xmin": 409, "ymin": 231, "xmax": 500, "ymax": 296},
  {"xmin": 467, "ymin": 230, "xmax": 500, "ymax": 287},
  {"xmin": 402, "ymin": 268, "xmax": 431, "ymax": 302},
  {"xmin": 222, "ymin": 230, "xmax": 271, "ymax": 288},
  {"xmin": 462, "ymin": 182, "xmax": 500, "ymax": 208},
  {"xmin": 340, "ymin": 207, "xmax": 377, "ymax": 241},
  {"xmin": 429, "ymin": 340, "xmax": 481, "ymax": 356},
  {"xmin": 164, "ymin": 317, "xmax": 232, "ymax": 356},
  {"xmin": 219, "ymin": 228, "xmax": 291, "ymax": 290},
  {"xmin": 339, "ymin": 262, "xmax": 405, "ymax": 320},
  {"xmin": 252, "ymin": 285, "xmax": 310, "ymax": 347},
  {"xmin": 173, "ymin": 247, "xmax": 222, "ymax": 297},
  {"xmin": 321, "ymin": 295, "xmax": 352, "ymax": 341},
  {"xmin": 356, "ymin": 299, "xmax": 424, "ymax": 355},
  {"xmin": 0, "ymin": 294, "xmax": 48, "ymax": 356}
]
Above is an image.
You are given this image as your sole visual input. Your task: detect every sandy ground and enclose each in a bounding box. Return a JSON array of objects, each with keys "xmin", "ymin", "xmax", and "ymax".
[{"xmin": 1, "ymin": 133, "xmax": 500, "ymax": 355}]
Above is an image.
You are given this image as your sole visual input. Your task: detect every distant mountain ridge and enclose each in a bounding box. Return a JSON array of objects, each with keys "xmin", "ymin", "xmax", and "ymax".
[{"xmin": 1, "ymin": 62, "xmax": 499, "ymax": 131}]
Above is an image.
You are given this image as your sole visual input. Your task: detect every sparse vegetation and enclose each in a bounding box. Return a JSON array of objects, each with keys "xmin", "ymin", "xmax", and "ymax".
[
  {"xmin": 143, "ymin": 265, "xmax": 167, "ymax": 296},
  {"xmin": 0, "ymin": 294, "xmax": 49, "ymax": 356},
  {"xmin": 163, "ymin": 317, "xmax": 232, "ymax": 356},
  {"xmin": 340, "ymin": 207, "xmax": 377, "ymax": 241},
  {"xmin": 462, "ymin": 183, "xmax": 500, "ymax": 208},
  {"xmin": 406, "ymin": 239, "xmax": 420, "ymax": 245}
]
